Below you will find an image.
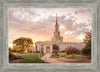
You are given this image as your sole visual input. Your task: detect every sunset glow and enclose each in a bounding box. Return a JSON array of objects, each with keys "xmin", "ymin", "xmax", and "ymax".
[
  {"xmin": 9, "ymin": 8, "xmax": 91, "ymax": 46},
  {"xmin": 9, "ymin": 43, "xmax": 13, "ymax": 48}
]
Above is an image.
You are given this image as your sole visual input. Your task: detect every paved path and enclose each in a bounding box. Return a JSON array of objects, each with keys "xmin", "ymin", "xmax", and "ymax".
[
  {"xmin": 41, "ymin": 53, "xmax": 69, "ymax": 63},
  {"xmin": 41, "ymin": 53, "xmax": 91, "ymax": 63},
  {"xmin": 40, "ymin": 53, "xmax": 51, "ymax": 62}
]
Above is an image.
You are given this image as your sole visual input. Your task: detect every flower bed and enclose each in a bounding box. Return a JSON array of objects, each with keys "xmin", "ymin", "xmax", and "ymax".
[
  {"xmin": 50, "ymin": 54, "xmax": 59, "ymax": 58},
  {"xmin": 64, "ymin": 54, "xmax": 83, "ymax": 62},
  {"xmin": 65, "ymin": 54, "xmax": 82, "ymax": 59},
  {"xmin": 58, "ymin": 52, "xmax": 66, "ymax": 57}
]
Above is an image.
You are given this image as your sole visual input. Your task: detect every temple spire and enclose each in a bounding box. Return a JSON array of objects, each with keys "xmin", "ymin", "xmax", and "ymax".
[
  {"xmin": 54, "ymin": 13, "xmax": 60, "ymax": 40},
  {"xmin": 56, "ymin": 13, "xmax": 57, "ymax": 24},
  {"xmin": 55, "ymin": 13, "xmax": 59, "ymax": 32},
  {"xmin": 51, "ymin": 13, "xmax": 63, "ymax": 42}
]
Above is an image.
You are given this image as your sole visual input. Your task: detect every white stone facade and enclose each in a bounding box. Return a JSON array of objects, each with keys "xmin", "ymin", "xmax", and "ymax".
[{"xmin": 35, "ymin": 41, "xmax": 86, "ymax": 54}]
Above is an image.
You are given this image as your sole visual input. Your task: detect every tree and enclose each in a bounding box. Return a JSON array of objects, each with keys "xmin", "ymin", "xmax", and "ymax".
[
  {"xmin": 82, "ymin": 31, "xmax": 91, "ymax": 54},
  {"xmin": 13, "ymin": 37, "xmax": 33, "ymax": 53}
]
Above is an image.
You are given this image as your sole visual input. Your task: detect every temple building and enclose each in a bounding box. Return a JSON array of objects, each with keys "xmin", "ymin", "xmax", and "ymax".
[{"xmin": 35, "ymin": 14, "xmax": 86, "ymax": 54}]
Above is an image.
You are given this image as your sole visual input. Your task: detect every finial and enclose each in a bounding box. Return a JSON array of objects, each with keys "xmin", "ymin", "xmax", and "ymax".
[{"xmin": 56, "ymin": 13, "xmax": 58, "ymax": 24}]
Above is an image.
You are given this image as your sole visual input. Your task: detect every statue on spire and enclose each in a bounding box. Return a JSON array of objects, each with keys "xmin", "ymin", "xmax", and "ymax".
[
  {"xmin": 56, "ymin": 13, "xmax": 57, "ymax": 18},
  {"xmin": 56, "ymin": 13, "xmax": 58, "ymax": 24}
]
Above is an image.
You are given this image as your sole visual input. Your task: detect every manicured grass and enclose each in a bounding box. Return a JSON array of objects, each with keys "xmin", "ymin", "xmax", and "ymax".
[{"xmin": 17, "ymin": 53, "xmax": 45, "ymax": 63}]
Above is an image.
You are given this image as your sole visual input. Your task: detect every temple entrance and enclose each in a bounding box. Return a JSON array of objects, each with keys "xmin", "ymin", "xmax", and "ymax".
[{"xmin": 46, "ymin": 46, "xmax": 50, "ymax": 53}]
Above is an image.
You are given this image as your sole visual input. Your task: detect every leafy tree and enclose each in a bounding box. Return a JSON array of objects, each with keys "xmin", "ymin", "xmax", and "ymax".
[
  {"xmin": 13, "ymin": 37, "xmax": 33, "ymax": 53},
  {"xmin": 82, "ymin": 31, "xmax": 91, "ymax": 54}
]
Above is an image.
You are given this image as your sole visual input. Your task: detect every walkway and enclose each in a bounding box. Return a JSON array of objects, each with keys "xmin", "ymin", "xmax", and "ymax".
[
  {"xmin": 41, "ymin": 53, "xmax": 68, "ymax": 63},
  {"xmin": 40, "ymin": 53, "xmax": 91, "ymax": 63}
]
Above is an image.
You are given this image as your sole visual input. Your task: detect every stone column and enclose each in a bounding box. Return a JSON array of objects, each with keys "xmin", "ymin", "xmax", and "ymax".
[{"xmin": 44, "ymin": 45, "xmax": 46, "ymax": 53}]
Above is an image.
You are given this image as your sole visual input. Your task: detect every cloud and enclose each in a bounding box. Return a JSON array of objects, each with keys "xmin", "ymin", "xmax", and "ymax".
[
  {"xmin": 9, "ymin": 8, "xmax": 91, "ymax": 43},
  {"xmin": 9, "ymin": 8, "xmax": 40, "ymax": 22}
]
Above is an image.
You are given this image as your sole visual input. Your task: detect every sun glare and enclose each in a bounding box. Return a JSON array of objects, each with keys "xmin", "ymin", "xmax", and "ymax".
[
  {"xmin": 9, "ymin": 43, "xmax": 13, "ymax": 48},
  {"xmin": 60, "ymin": 24, "xmax": 65, "ymax": 30},
  {"xmin": 79, "ymin": 35, "xmax": 85, "ymax": 41}
]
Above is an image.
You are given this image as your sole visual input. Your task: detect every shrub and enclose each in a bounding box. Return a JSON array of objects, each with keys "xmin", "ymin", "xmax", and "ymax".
[
  {"xmin": 36, "ymin": 51, "xmax": 40, "ymax": 53},
  {"xmin": 60, "ymin": 51, "xmax": 65, "ymax": 52},
  {"xmin": 53, "ymin": 44, "xmax": 59, "ymax": 50},
  {"xmin": 53, "ymin": 50, "xmax": 59, "ymax": 55},
  {"xmin": 9, "ymin": 51, "xmax": 14, "ymax": 59},
  {"xmin": 9, "ymin": 51, "xmax": 23, "ymax": 60},
  {"xmin": 65, "ymin": 46, "xmax": 80, "ymax": 54}
]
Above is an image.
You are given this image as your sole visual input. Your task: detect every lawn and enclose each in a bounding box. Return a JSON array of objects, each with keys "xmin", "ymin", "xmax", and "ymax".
[{"xmin": 17, "ymin": 53, "xmax": 46, "ymax": 63}]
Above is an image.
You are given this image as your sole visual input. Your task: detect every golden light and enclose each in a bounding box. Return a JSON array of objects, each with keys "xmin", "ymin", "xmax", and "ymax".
[
  {"xmin": 64, "ymin": 31, "xmax": 69, "ymax": 35},
  {"xmin": 60, "ymin": 24, "xmax": 65, "ymax": 30},
  {"xmin": 76, "ymin": 34, "xmax": 85, "ymax": 42},
  {"xmin": 33, "ymin": 44, "xmax": 35, "ymax": 47},
  {"xmin": 9, "ymin": 43, "xmax": 13, "ymax": 48},
  {"xmin": 33, "ymin": 41, "xmax": 36, "ymax": 47},
  {"xmin": 73, "ymin": 22, "xmax": 76, "ymax": 27},
  {"xmin": 79, "ymin": 35, "xmax": 85, "ymax": 41}
]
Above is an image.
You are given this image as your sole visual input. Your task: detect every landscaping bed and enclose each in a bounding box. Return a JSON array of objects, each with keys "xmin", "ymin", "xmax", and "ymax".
[
  {"xmin": 63, "ymin": 54, "xmax": 82, "ymax": 62},
  {"xmin": 50, "ymin": 54, "xmax": 59, "ymax": 58},
  {"xmin": 65, "ymin": 54, "xmax": 82, "ymax": 59}
]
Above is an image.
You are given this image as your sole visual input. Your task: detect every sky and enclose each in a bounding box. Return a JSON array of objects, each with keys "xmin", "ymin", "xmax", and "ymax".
[{"xmin": 9, "ymin": 8, "xmax": 92, "ymax": 47}]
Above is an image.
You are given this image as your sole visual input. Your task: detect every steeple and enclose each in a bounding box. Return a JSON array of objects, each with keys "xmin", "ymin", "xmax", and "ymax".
[
  {"xmin": 51, "ymin": 13, "xmax": 63, "ymax": 42},
  {"xmin": 55, "ymin": 13, "xmax": 59, "ymax": 32}
]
